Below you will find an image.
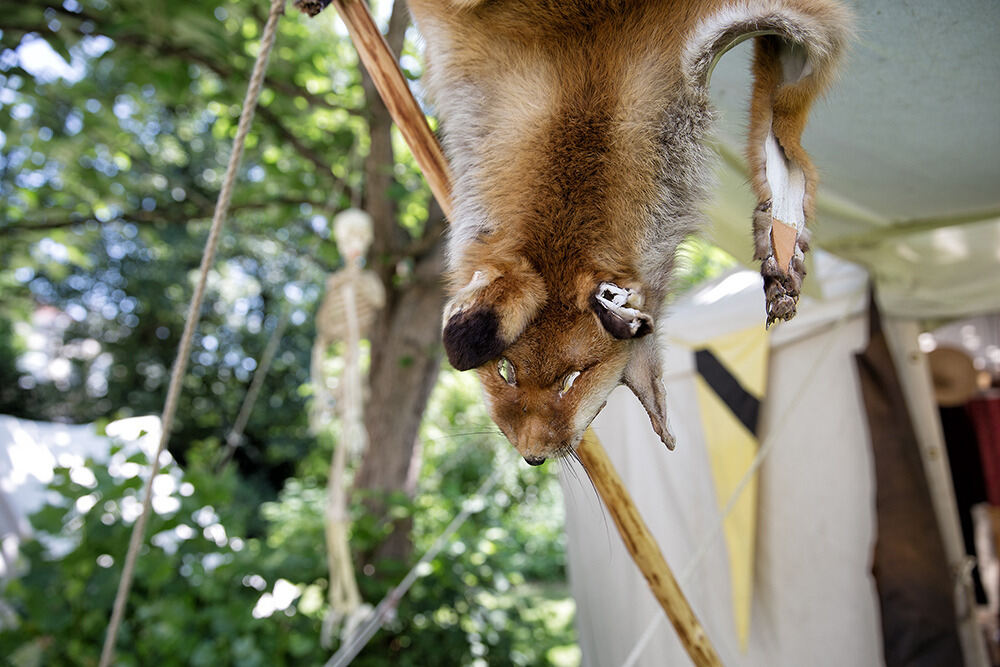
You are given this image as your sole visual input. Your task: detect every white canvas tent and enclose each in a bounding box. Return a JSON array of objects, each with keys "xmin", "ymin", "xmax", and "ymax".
[
  {"xmin": 561, "ymin": 0, "xmax": 1000, "ymax": 664},
  {"xmin": 0, "ymin": 416, "xmax": 163, "ymax": 581}
]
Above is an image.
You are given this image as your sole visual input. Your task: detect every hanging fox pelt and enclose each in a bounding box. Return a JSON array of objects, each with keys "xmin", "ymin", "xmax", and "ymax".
[{"xmin": 405, "ymin": 0, "xmax": 851, "ymax": 464}]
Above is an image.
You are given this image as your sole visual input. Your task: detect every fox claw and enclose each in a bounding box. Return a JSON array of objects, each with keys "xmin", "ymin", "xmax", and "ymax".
[
  {"xmin": 754, "ymin": 205, "xmax": 809, "ymax": 327},
  {"xmin": 759, "ymin": 238, "xmax": 808, "ymax": 327}
]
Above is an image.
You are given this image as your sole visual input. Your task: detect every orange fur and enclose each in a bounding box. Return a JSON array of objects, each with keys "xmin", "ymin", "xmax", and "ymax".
[{"xmin": 410, "ymin": 0, "xmax": 851, "ymax": 462}]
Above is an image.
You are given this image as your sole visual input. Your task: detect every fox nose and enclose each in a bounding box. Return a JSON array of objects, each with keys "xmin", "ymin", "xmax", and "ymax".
[{"xmin": 523, "ymin": 455, "xmax": 546, "ymax": 466}]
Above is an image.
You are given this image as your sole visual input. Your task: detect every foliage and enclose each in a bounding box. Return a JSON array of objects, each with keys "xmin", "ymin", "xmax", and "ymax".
[
  {"xmin": 0, "ymin": 0, "xmax": 449, "ymax": 513},
  {"xmin": 673, "ymin": 236, "xmax": 739, "ymax": 295},
  {"xmin": 0, "ymin": 371, "xmax": 579, "ymax": 666},
  {"xmin": 1, "ymin": 439, "xmax": 328, "ymax": 666},
  {"xmin": 0, "ymin": 0, "xmax": 379, "ymax": 494}
]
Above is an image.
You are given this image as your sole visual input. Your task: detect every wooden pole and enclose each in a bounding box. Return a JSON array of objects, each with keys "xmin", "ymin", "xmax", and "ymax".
[
  {"xmin": 577, "ymin": 429, "xmax": 722, "ymax": 666},
  {"xmin": 328, "ymin": 0, "xmax": 454, "ymax": 222},
  {"xmin": 306, "ymin": 1, "xmax": 722, "ymax": 664}
]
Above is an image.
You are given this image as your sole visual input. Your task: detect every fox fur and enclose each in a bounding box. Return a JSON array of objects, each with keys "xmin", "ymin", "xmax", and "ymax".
[{"xmin": 407, "ymin": 0, "xmax": 852, "ymax": 464}]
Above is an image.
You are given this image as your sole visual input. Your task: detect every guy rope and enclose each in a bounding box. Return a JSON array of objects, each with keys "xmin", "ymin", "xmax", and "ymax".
[{"xmin": 97, "ymin": 0, "xmax": 286, "ymax": 664}]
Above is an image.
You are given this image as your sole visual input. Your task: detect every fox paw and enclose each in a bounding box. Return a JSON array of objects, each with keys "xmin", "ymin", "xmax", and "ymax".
[{"xmin": 754, "ymin": 202, "xmax": 809, "ymax": 327}]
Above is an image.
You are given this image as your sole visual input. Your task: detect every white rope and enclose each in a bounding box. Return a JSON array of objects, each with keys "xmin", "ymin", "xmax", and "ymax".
[
  {"xmin": 620, "ymin": 311, "xmax": 859, "ymax": 667},
  {"xmin": 98, "ymin": 1, "xmax": 286, "ymax": 664},
  {"xmin": 325, "ymin": 467, "xmax": 503, "ymax": 667}
]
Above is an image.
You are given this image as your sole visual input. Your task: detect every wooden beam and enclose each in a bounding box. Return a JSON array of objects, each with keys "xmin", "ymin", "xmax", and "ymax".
[
  {"xmin": 328, "ymin": 0, "xmax": 454, "ymax": 222},
  {"xmin": 577, "ymin": 429, "xmax": 723, "ymax": 666},
  {"xmin": 311, "ymin": 1, "xmax": 721, "ymax": 664}
]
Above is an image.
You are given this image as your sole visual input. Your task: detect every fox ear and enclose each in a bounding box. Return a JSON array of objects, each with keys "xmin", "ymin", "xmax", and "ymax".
[
  {"xmin": 442, "ymin": 260, "xmax": 547, "ymax": 371},
  {"xmin": 590, "ymin": 282, "xmax": 653, "ymax": 340},
  {"xmin": 623, "ymin": 337, "xmax": 674, "ymax": 450}
]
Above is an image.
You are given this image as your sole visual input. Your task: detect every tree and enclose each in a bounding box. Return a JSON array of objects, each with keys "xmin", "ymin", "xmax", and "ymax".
[
  {"xmin": 347, "ymin": 0, "xmax": 449, "ymax": 565},
  {"xmin": 0, "ymin": 0, "xmax": 445, "ymax": 562}
]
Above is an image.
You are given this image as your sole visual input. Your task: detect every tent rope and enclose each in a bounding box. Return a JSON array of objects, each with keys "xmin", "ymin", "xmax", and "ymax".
[
  {"xmin": 620, "ymin": 310, "xmax": 860, "ymax": 667},
  {"xmin": 97, "ymin": 1, "xmax": 286, "ymax": 664}
]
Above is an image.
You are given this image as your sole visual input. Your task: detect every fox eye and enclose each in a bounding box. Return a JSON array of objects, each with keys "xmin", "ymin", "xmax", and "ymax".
[
  {"xmin": 559, "ymin": 371, "xmax": 581, "ymax": 397},
  {"xmin": 497, "ymin": 357, "xmax": 516, "ymax": 385}
]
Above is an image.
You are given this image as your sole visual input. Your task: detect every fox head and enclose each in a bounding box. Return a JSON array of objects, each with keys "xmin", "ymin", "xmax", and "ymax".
[{"xmin": 442, "ymin": 263, "xmax": 672, "ymax": 465}]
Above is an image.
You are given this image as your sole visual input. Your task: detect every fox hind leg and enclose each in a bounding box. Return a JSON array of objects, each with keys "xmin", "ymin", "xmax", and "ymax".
[
  {"xmin": 754, "ymin": 201, "xmax": 809, "ymax": 326},
  {"xmin": 747, "ymin": 31, "xmax": 833, "ymax": 325}
]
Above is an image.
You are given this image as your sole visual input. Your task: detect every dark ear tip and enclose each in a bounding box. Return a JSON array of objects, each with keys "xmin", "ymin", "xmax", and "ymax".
[{"xmin": 442, "ymin": 309, "xmax": 506, "ymax": 371}]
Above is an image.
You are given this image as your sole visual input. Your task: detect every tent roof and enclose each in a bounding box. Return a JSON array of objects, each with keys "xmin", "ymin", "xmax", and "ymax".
[{"xmin": 705, "ymin": 0, "xmax": 1000, "ymax": 319}]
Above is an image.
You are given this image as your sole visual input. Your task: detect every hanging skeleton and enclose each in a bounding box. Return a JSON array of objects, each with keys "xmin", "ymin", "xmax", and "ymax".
[{"xmin": 311, "ymin": 209, "xmax": 385, "ymax": 646}]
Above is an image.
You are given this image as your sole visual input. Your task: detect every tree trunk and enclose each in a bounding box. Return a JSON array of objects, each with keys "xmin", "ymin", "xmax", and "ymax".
[
  {"xmin": 356, "ymin": 241, "xmax": 446, "ymax": 565},
  {"xmin": 352, "ymin": 0, "xmax": 448, "ymax": 567}
]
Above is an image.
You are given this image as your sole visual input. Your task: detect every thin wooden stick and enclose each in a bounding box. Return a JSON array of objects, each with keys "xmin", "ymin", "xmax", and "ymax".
[
  {"xmin": 329, "ymin": 0, "xmax": 453, "ymax": 221},
  {"xmin": 577, "ymin": 429, "xmax": 723, "ymax": 666},
  {"xmin": 316, "ymin": 2, "xmax": 722, "ymax": 664}
]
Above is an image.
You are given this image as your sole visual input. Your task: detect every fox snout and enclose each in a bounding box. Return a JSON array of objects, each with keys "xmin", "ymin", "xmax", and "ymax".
[{"xmin": 509, "ymin": 416, "xmax": 575, "ymax": 466}]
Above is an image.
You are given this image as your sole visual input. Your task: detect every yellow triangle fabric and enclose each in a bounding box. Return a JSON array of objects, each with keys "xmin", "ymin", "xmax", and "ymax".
[{"xmin": 692, "ymin": 326, "xmax": 769, "ymax": 651}]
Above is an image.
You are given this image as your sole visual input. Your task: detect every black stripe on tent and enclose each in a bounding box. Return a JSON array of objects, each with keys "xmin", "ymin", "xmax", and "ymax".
[{"xmin": 694, "ymin": 348, "xmax": 761, "ymax": 436}]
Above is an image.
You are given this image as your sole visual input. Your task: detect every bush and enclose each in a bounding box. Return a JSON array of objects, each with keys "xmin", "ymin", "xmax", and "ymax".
[{"xmin": 0, "ymin": 369, "xmax": 579, "ymax": 666}]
